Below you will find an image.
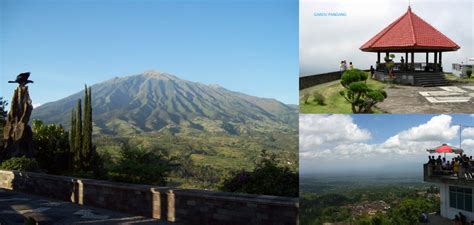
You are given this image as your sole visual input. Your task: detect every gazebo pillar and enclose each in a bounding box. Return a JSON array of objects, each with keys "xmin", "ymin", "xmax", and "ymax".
[
  {"xmin": 377, "ymin": 52, "xmax": 380, "ymax": 64},
  {"xmin": 434, "ymin": 52, "xmax": 438, "ymax": 72},
  {"xmin": 439, "ymin": 52, "xmax": 443, "ymax": 72},
  {"xmin": 405, "ymin": 52, "xmax": 409, "ymax": 68},
  {"xmin": 426, "ymin": 52, "xmax": 429, "ymax": 71},
  {"xmin": 411, "ymin": 52, "xmax": 414, "ymax": 70}
]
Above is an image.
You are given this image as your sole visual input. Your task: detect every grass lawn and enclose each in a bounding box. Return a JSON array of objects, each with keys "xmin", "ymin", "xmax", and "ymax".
[
  {"xmin": 445, "ymin": 73, "xmax": 474, "ymax": 83},
  {"xmin": 299, "ymin": 76, "xmax": 387, "ymax": 114}
]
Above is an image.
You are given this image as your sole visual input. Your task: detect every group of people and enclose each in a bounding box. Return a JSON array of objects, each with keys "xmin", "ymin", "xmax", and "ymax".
[
  {"xmin": 452, "ymin": 212, "xmax": 468, "ymax": 225},
  {"xmin": 427, "ymin": 154, "xmax": 474, "ymax": 179},
  {"xmin": 339, "ymin": 60, "xmax": 354, "ymax": 75}
]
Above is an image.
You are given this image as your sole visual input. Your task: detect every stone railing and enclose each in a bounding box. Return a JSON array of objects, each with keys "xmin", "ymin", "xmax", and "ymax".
[{"xmin": 0, "ymin": 170, "xmax": 298, "ymax": 225}]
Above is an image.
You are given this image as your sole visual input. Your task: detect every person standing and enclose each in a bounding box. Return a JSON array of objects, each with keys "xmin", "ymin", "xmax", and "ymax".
[
  {"xmin": 454, "ymin": 159, "xmax": 460, "ymax": 176},
  {"xmin": 349, "ymin": 62, "xmax": 354, "ymax": 70},
  {"xmin": 370, "ymin": 65, "xmax": 375, "ymax": 79},
  {"xmin": 340, "ymin": 60, "xmax": 347, "ymax": 76}
]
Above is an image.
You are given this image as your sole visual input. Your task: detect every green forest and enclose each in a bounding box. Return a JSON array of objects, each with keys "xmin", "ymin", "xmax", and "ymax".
[{"xmin": 300, "ymin": 176, "xmax": 440, "ymax": 225}]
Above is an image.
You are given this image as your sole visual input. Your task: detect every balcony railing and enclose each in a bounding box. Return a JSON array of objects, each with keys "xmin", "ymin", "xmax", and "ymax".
[{"xmin": 424, "ymin": 163, "xmax": 474, "ymax": 181}]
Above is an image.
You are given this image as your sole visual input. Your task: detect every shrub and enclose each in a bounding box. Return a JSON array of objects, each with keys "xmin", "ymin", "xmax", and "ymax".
[
  {"xmin": 301, "ymin": 93, "xmax": 310, "ymax": 104},
  {"xmin": 312, "ymin": 91, "xmax": 326, "ymax": 105},
  {"xmin": 221, "ymin": 150, "xmax": 298, "ymax": 197},
  {"xmin": 467, "ymin": 69, "xmax": 472, "ymax": 78},
  {"xmin": 24, "ymin": 217, "xmax": 37, "ymax": 225},
  {"xmin": 340, "ymin": 69, "xmax": 387, "ymax": 113},
  {"xmin": 0, "ymin": 156, "xmax": 39, "ymax": 171}
]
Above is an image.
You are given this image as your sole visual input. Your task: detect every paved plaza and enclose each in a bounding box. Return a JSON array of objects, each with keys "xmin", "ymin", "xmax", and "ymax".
[
  {"xmin": 377, "ymin": 84, "xmax": 474, "ymax": 114},
  {"xmin": 0, "ymin": 189, "xmax": 174, "ymax": 225}
]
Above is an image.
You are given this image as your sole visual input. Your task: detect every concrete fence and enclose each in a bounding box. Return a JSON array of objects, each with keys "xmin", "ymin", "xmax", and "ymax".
[
  {"xmin": 299, "ymin": 70, "xmax": 372, "ymax": 90},
  {"xmin": 299, "ymin": 71, "xmax": 341, "ymax": 90},
  {"xmin": 0, "ymin": 170, "xmax": 299, "ymax": 225}
]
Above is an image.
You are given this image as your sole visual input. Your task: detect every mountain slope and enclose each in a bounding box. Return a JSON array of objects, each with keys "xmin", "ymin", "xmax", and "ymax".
[{"xmin": 32, "ymin": 70, "xmax": 297, "ymax": 135}]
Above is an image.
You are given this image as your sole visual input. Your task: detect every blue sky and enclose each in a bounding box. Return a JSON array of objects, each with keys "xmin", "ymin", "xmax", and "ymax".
[
  {"xmin": 0, "ymin": 0, "xmax": 298, "ymax": 105},
  {"xmin": 300, "ymin": 114, "xmax": 474, "ymax": 173}
]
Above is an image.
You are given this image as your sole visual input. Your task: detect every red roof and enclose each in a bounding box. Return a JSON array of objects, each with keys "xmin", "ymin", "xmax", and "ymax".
[{"xmin": 360, "ymin": 7, "xmax": 460, "ymax": 52}]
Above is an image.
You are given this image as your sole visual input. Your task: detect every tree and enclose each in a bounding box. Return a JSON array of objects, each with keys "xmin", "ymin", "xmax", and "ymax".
[
  {"xmin": 109, "ymin": 142, "xmax": 171, "ymax": 185},
  {"xmin": 32, "ymin": 120, "xmax": 71, "ymax": 174},
  {"xmin": 0, "ymin": 97, "xmax": 7, "ymax": 124},
  {"xmin": 0, "ymin": 97, "xmax": 8, "ymax": 148},
  {"xmin": 70, "ymin": 108, "xmax": 77, "ymax": 166},
  {"xmin": 339, "ymin": 69, "xmax": 387, "ymax": 113},
  {"xmin": 221, "ymin": 150, "xmax": 298, "ymax": 197},
  {"xmin": 69, "ymin": 85, "xmax": 99, "ymax": 172},
  {"xmin": 82, "ymin": 86, "xmax": 92, "ymax": 168},
  {"xmin": 385, "ymin": 54, "xmax": 396, "ymax": 78},
  {"xmin": 74, "ymin": 98, "xmax": 83, "ymax": 168},
  {"xmin": 390, "ymin": 198, "xmax": 430, "ymax": 225}
]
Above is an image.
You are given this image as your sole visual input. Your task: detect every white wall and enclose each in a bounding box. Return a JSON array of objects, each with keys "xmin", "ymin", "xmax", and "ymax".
[{"xmin": 439, "ymin": 183, "xmax": 474, "ymax": 221}]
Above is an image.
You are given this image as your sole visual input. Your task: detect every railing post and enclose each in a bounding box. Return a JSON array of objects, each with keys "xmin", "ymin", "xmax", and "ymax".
[
  {"xmin": 151, "ymin": 188, "xmax": 161, "ymax": 219},
  {"xmin": 167, "ymin": 190, "xmax": 175, "ymax": 222}
]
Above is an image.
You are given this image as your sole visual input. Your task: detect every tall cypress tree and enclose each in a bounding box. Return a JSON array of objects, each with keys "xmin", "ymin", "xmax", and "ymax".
[
  {"xmin": 82, "ymin": 85, "xmax": 92, "ymax": 168},
  {"xmin": 69, "ymin": 85, "xmax": 96, "ymax": 172},
  {"xmin": 75, "ymin": 99, "xmax": 83, "ymax": 169},
  {"xmin": 70, "ymin": 108, "xmax": 77, "ymax": 168}
]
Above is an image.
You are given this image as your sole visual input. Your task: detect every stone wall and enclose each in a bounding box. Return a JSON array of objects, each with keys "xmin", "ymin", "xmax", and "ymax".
[
  {"xmin": 0, "ymin": 170, "xmax": 298, "ymax": 225},
  {"xmin": 299, "ymin": 71, "xmax": 341, "ymax": 90}
]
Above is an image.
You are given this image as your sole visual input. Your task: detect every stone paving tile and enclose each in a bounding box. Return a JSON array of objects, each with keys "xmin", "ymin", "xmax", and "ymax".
[
  {"xmin": 419, "ymin": 91, "xmax": 461, "ymax": 97},
  {"xmin": 377, "ymin": 84, "xmax": 474, "ymax": 113},
  {"xmin": 439, "ymin": 86, "xmax": 467, "ymax": 93},
  {"xmin": 0, "ymin": 188, "xmax": 176, "ymax": 225},
  {"xmin": 425, "ymin": 96, "xmax": 471, "ymax": 103},
  {"xmin": 462, "ymin": 86, "xmax": 474, "ymax": 91}
]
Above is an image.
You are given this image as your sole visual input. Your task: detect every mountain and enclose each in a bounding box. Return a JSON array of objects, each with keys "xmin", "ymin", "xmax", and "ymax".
[{"xmin": 32, "ymin": 70, "xmax": 298, "ymax": 136}]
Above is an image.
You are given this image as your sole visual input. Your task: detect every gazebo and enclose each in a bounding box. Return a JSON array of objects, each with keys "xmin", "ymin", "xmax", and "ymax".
[{"xmin": 360, "ymin": 6, "xmax": 460, "ymax": 86}]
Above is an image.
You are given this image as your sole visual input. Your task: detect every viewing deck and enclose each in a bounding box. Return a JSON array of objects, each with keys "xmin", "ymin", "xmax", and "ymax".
[{"xmin": 423, "ymin": 164, "xmax": 474, "ymax": 186}]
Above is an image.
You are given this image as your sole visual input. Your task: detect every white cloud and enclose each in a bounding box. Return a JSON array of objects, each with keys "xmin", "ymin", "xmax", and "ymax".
[
  {"xmin": 463, "ymin": 127, "xmax": 474, "ymax": 138},
  {"xmin": 32, "ymin": 103, "xmax": 42, "ymax": 108},
  {"xmin": 299, "ymin": 114, "xmax": 371, "ymax": 152},
  {"xmin": 461, "ymin": 139, "xmax": 474, "ymax": 149},
  {"xmin": 397, "ymin": 115, "xmax": 459, "ymax": 142},
  {"xmin": 300, "ymin": 0, "xmax": 473, "ymax": 76}
]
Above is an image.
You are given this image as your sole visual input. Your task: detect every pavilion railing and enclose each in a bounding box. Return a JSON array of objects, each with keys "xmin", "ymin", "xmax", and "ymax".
[{"xmin": 376, "ymin": 63, "xmax": 442, "ymax": 73}]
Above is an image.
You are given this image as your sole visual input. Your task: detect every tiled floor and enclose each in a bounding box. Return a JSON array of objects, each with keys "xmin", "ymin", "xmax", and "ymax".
[{"xmin": 0, "ymin": 189, "xmax": 175, "ymax": 225}]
